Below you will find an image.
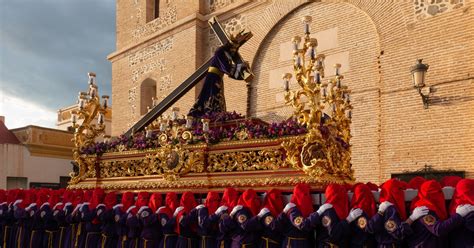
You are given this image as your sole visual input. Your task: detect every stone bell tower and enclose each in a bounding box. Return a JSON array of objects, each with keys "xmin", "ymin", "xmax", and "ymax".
[{"xmin": 108, "ymin": 0, "xmax": 210, "ymax": 135}]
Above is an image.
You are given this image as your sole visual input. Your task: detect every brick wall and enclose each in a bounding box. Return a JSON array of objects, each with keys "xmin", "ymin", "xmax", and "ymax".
[{"xmin": 109, "ymin": 0, "xmax": 474, "ymax": 183}]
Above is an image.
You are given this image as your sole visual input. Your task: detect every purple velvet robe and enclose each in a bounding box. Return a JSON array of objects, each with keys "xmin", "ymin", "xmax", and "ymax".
[
  {"xmin": 197, "ymin": 207, "xmax": 221, "ymax": 248},
  {"xmin": 367, "ymin": 205, "xmax": 411, "ymax": 248},
  {"xmin": 14, "ymin": 205, "xmax": 37, "ymax": 248},
  {"xmin": 275, "ymin": 207, "xmax": 313, "ymax": 248},
  {"xmin": 157, "ymin": 212, "xmax": 177, "ymax": 248},
  {"xmin": 449, "ymin": 211, "xmax": 474, "ymax": 247},
  {"xmin": 97, "ymin": 206, "xmax": 118, "ymax": 248},
  {"xmin": 253, "ymin": 211, "xmax": 281, "ymax": 248},
  {"xmin": 348, "ymin": 212, "xmax": 376, "ymax": 248},
  {"xmin": 176, "ymin": 208, "xmax": 199, "ymax": 248},
  {"xmin": 220, "ymin": 207, "xmax": 259, "ymax": 248},
  {"xmin": 114, "ymin": 208, "xmax": 130, "ymax": 248},
  {"xmin": 406, "ymin": 210, "xmax": 463, "ymax": 248},
  {"xmin": 80, "ymin": 204, "xmax": 101, "ymax": 248},
  {"xmin": 1, "ymin": 204, "xmax": 15, "ymax": 248},
  {"xmin": 126, "ymin": 213, "xmax": 142, "ymax": 248},
  {"xmin": 139, "ymin": 208, "xmax": 161, "ymax": 248},
  {"xmin": 40, "ymin": 203, "xmax": 60, "ymax": 248},
  {"xmin": 308, "ymin": 208, "xmax": 350, "ymax": 247},
  {"xmin": 188, "ymin": 45, "xmax": 247, "ymax": 118},
  {"xmin": 54, "ymin": 204, "xmax": 73, "ymax": 248},
  {"xmin": 66, "ymin": 206, "xmax": 83, "ymax": 248}
]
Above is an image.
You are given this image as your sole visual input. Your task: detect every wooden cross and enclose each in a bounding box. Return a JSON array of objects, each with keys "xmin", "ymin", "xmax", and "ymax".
[{"xmin": 124, "ymin": 16, "xmax": 253, "ymax": 137}]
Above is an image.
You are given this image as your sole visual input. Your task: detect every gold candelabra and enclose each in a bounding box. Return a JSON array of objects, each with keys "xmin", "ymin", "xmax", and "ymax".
[
  {"xmin": 281, "ymin": 16, "xmax": 354, "ymax": 181},
  {"xmin": 70, "ymin": 72, "xmax": 109, "ymax": 184}
]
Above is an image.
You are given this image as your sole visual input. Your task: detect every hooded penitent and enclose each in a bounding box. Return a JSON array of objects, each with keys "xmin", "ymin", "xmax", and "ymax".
[
  {"xmin": 380, "ymin": 179, "xmax": 407, "ymax": 220},
  {"xmin": 136, "ymin": 192, "xmax": 150, "ymax": 207},
  {"xmin": 48, "ymin": 190, "xmax": 60, "ymax": 208},
  {"xmin": 62, "ymin": 190, "xmax": 74, "ymax": 204},
  {"xmin": 325, "ymin": 184, "xmax": 349, "ymax": 220},
  {"xmin": 83, "ymin": 190, "xmax": 93, "ymax": 203},
  {"xmin": 414, "ymin": 180, "xmax": 448, "ymax": 220},
  {"xmin": 221, "ymin": 187, "xmax": 239, "ymax": 209},
  {"xmin": 148, "ymin": 193, "xmax": 163, "ymax": 213},
  {"xmin": 159, "ymin": 192, "xmax": 179, "ymax": 218},
  {"xmin": 408, "ymin": 176, "xmax": 426, "ymax": 190},
  {"xmin": 0, "ymin": 189, "xmax": 6, "ymax": 204},
  {"xmin": 73, "ymin": 190, "xmax": 84, "ymax": 206},
  {"xmin": 36, "ymin": 189, "xmax": 50, "ymax": 207},
  {"xmin": 291, "ymin": 183, "xmax": 313, "ymax": 218},
  {"xmin": 104, "ymin": 192, "xmax": 117, "ymax": 210},
  {"xmin": 20, "ymin": 189, "xmax": 36, "ymax": 209},
  {"xmin": 205, "ymin": 192, "xmax": 220, "ymax": 215},
  {"xmin": 7, "ymin": 189, "xmax": 21, "ymax": 204},
  {"xmin": 351, "ymin": 183, "xmax": 376, "ymax": 217},
  {"xmin": 449, "ymin": 178, "xmax": 474, "ymax": 214},
  {"xmin": 366, "ymin": 182, "xmax": 379, "ymax": 191},
  {"xmin": 90, "ymin": 188, "xmax": 105, "ymax": 209},
  {"xmin": 180, "ymin": 192, "xmax": 197, "ymax": 214},
  {"xmin": 263, "ymin": 189, "xmax": 284, "ymax": 217},
  {"xmin": 238, "ymin": 189, "xmax": 261, "ymax": 216},
  {"xmin": 408, "ymin": 176, "xmax": 427, "ymax": 210},
  {"xmin": 121, "ymin": 192, "xmax": 135, "ymax": 212},
  {"xmin": 175, "ymin": 192, "xmax": 197, "ymax": 234},
  {"xmin": 440, "ymin": 176, "xmax": 462, "ymax": 188}
]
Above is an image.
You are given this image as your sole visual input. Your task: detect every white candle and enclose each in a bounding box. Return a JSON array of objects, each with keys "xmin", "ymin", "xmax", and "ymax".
[
  {"xmin": 314, "ymin": 72, "xmax": 320, "ymax": 84},
  {"xmin": 186, "ymin": 116, "xmax": 193, "ymax": 129},
  {"xmin": 304, "ymin": 23, "xmax": 310, "ymax": 34},
  {"xmin": 160, "ymin": 122, "xmax": 167, "ymax": 132},
  {"xmin": 283, "ymin": 79, "xmax": 289, "ymax": 91},
  {"xmin": 202, "ymin": 119, "xmax": 210, "ymax": 132},
  {"xmin": 71, "ymin": 113, "xmax": 77, "ymax": 124},
  {"xmin": 78, "ymin": 99, "xmax": 85, "ymax": 109},
  {"xmin": 90, "ymin": 87, "xmax": 97, "ymax": 98},
  {"xmin": 146, "ymin": 129, "xmax": 152, "ymax": 138},
  {"xmin": 98, "ymin": 113, "xmax": 104, "ymax": 125}
]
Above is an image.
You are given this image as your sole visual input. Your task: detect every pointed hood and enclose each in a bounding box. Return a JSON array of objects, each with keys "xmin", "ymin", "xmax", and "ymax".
[
  {"xmin": 325, "ymin": 184, "xmax": 349, "ymax": 220},
  {"xmin": 238, "ymin": 189, "xmax": 261, "ymax": 216},
  {"xmin": 291, "ymin": 183, "xmax": 313, "ymax": 218},
  {"xmin": 221, "ymin": 187, "xmax": 239, "ymax": 209},
  {"xmin": 351, "ymin": 183, "xmax": 376, "ymax": 217},
  {"xmin": 263, "ymin": 189, "xmax": 284, "ymax": 217},
  {"xmin": 104, "ymin": 192, "xmax": 117, "ymax": 210},
  {"xmin": 449, "ymin": 179, "xmax": 474, "ymax": 214},
  {"xmin": 440, "ymin": 176, "xmax": 462, "ymax": 188},
  {"xmin": 205, "ymin": 192, "xmax": 220, "ymax": 215},
  {"xmin": 408, "ymin": 176, "xmax": 426, "ymax": 190},
  {"xmin": 148, "ymin": 193, "xmax": 162, "ymax": 213},
  {"xmin": 380, "ymin": 179, "xmax": 407, "ymax": 219},
  {"xmin": 90, "ymin": 188, "xmax": 105, "ymax": 209},
  {"xmin": 414, "ymin": 180, "xmax": 447, "ymax": 220},
  {"xmin": 121, "ymin": 192, "xmax": 135, "ymax": 212}
]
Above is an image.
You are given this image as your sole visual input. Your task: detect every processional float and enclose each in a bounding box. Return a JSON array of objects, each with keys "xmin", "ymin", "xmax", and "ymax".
[{"xmin": 68, "ymin": 16, "xmax": 354, "ymax": 192}]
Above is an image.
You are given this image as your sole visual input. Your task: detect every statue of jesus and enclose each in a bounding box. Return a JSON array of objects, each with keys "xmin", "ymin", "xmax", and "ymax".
[{"xmin": 187, "ymin": 32, "xmax": 252, "ymax": 118}]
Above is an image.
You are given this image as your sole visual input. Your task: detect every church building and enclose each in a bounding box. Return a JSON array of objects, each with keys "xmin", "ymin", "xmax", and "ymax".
[{"xmin": 107, "ymin": 0, "xmax": 473, "ymax": 184}]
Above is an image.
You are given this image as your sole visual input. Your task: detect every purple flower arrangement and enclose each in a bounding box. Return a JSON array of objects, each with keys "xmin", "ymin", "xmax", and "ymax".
[{"xmin": 80, "ymin": 111, "xmax": 307, "ymax": 156}]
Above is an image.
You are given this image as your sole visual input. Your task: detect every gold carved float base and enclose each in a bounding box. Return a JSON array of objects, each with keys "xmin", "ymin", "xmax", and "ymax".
[{"xmin": 69, "ymin": 136, "xmax": 354, "ymax": 192}]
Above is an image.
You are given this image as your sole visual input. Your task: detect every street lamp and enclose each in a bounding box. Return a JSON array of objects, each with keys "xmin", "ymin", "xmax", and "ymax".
[{"xmin": 411, "ymin": 59, "xmax": 431, "ymax": 109}]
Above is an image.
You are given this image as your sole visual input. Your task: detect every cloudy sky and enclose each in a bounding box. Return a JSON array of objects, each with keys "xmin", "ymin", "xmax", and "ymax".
[{"xmin": 0, "ymin": 0, "xmax": 115, "ymax": 129}]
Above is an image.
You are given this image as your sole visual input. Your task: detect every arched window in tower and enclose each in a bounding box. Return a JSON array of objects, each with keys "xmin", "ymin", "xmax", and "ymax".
[
  {"xmin": 140, "ymin": 78, "xmax": 157, "ymax": 116},
  {"xmin": 146, "ymin": 0, "xmax": 160, "ymax": 22}
]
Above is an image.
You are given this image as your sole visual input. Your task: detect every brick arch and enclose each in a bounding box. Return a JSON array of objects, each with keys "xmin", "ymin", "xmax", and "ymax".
[
  {"xmin": 139, "ymin": 77, "xmax": 158, "ymax": 116},
  {"xmin": 240, "ymin": 0, "xmax": 416, "ymax": 183},
  {"xmin": 239, "ymin": 0, "xmax": 414, "ymax": 115}
]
